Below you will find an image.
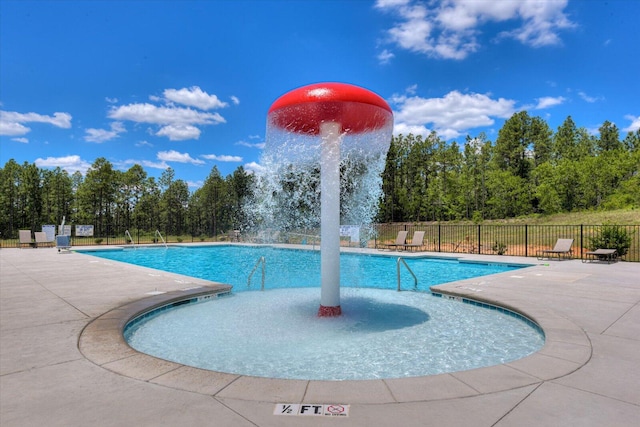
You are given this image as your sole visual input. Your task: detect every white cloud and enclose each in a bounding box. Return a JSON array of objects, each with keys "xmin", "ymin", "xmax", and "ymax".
[
  {"xmin": 12, "ymin": 137, "xmax": 29, "ymax": 143},
  {"xmin": 105, "ymin": 97, "xmax": 118, "ymax": 104},
  {"xmin": 0, "ymin": 110, "xmax": 72, "ymax": 136},
  {"xmin": 157, "ymin": 150, "xmax": 205, "ymax": 165},
  {"xmin": 108, "ymin": 101, "xmax": 226, "ymax": 141},
  {"xmin": 376, "ymin": 0, "xmax": 410, "ymax": 7},
  {"xmin": 390, "ymin": 89, "xmax": 516, "ymax": 138},
  {"xmin": 586, "ymin": 126, "xmax": 600, "ymax": 136},
  {"xmin": 142, "ymin": 160, "xmax": 170, "ymax": 169},
  {"xmin": 578, "ymin": 91, "xmax": 602, "ymax": 103},
  {"xmin": 236, "ymin": 140, "xmax": 266, "ymax": 149},
  {"xmin": 163, "ymin": 86, "xmax": 228, "ymax": 110},
  {"xmin": 534, "ymin": 96, "xmax": 565, "ymax": 109},
  {"xmin": 120, "ymin": 159, "xmax": 169, "ymax": 170},
  {"xmin": 84, "ymin": 121, "xmax": 126, "ymax": 143},
  {"xmin": 405, "ymin": 84, "xmax": 419, "ymax": 95},
  {"xmin": 201, "ymin": 154, "xmax": 243, "ymax": 162},
  {"xmin": 376, "ymin": 0, "xmax": 575, "ymax": 60},
  {"xmin": 377, "ymin": 49, "xmax": 395, "ymax": 64},
  {"xmin": 499, "ymin": 0, "xmax": 575, "ymax": 47},
  {"xmin": 244, "ymin": 161, "xmax": 266, "ymax": 174},
  {"xmin": 623, "ymin": 115, "xmax": 640, "ymax": 133},
  {"xmin": 230, "ymin": 96, "xmax": 240, "ymax": 105},
  {"xmin": 34, "ymin": 155, "xmax": 91, "ymax": 174},
  {"xmin": 0, "ymin": 120, "xmax": 30, "ymax": 136},
  {"xmin": 109, "ymin": 103, "xmax": 225, "ymax": 126},
  {"xmin": 156, "ymin": 124, "xmax": 202, "ymax": 141},
  {"xmin": 393, "ymin": 123, "xmax": 432, "ymax": 139},
  {"xmin": 187, "ymin": 180, "xmax": 204, "ymax": 189}
]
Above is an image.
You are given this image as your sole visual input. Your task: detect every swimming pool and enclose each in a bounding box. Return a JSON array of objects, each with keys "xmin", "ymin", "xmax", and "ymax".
[
  {"xmin": 124, "ymin": 287, "xmax": 544, "ymax": 380},
  {"xmin": 81, "ymin": 245, "xmax": 543, "ymax": 380},
  {"xmin": 79, "ymin": 245, "xmax": 526, "ymax": 291}
]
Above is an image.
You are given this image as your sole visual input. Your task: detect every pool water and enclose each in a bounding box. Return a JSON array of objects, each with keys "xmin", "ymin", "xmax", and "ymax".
[
  {"xmin": 124, "ymin": 288, "xmax": 544, "ymax": 380},
  {"xmin": 80, "ymin": 245, "xmax": 525, "ymax": 291},
  {"xmin": 82, "ymin": 245, "xmax": 544, "ymax": 380}
]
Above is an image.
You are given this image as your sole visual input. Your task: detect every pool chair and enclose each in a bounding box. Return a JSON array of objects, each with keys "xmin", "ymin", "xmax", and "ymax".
[
  {"xmin": 403, "ymin": 231, "xmax": 426, "ymax": 252},
  {"xmin": 378, "ymin": 230, "xmax": 408, "ymax": 251},
  {"xmin": 537, "ymin": 238, "xmax": 574, "ymax": 260},
  {"xmin": 19, "ymin": 230, "xmax": 33, "ymax": 248},
  {"xmin": 583, "ymin": 248, "xmax": 618, "ymax": 264},
  {"xmin": 34, "ymin": 231, "xmax": 54, "ymax": 248}
]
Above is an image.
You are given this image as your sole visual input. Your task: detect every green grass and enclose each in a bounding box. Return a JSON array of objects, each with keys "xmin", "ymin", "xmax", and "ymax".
[{"xmin": 427, "ymin": 209, "xmax": 639, "ymax": 226}]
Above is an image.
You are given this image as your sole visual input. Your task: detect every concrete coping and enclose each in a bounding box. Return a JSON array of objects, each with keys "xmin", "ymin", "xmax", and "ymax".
[{"xmin": 78, "ymin": 281, "xmax": 591, "ymax": 404}]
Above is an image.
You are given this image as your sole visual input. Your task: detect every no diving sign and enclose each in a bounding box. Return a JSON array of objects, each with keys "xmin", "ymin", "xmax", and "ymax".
[{"xmin": 274, "ymin": 403, "xmax": 350, "ymax": 417}]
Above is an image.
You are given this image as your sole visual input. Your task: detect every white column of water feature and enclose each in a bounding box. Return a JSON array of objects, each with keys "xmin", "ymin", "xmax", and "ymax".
[{"xmin": 319, "ymin": 121, "xmax": 342, "ymax": 315}]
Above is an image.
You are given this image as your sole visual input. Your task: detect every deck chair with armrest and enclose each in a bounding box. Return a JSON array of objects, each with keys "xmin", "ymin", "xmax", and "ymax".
[
  {"xmin": 378, "ymin": 230, "xmax": 409, "ymax": 251},
  {"xmin": 537, "ymin": 238, "xmax": 574, "ymax": 260},
  {"xmin": 403, "ymin": 231, "xmax": 426, "ymax": 252},
  {"xmin": 19, "ymin": 230, "xmax": 33, "ymax": 248}
]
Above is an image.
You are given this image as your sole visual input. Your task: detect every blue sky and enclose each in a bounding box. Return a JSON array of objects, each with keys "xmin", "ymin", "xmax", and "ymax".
[{"xmin": 1, "ymin": 0, "xmax": 638, "ymax": 189}]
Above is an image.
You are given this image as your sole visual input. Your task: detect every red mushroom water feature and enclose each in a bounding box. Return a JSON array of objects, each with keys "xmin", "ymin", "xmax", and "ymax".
[{"xmin": 268, "ymin": 83, "xmax": 393, "ymax": 316}]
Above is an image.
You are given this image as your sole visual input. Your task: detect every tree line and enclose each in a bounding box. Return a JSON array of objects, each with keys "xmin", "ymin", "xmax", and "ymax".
[
  {"xmin": 378, "ymin": 112, "xmax": 639, "ymax": 222},
  {"xmin": 1, "ymin": 112, "xmax": 638, "ymax": 239},
  {"xmin": 0, "ymin": 158, "xmax": 254, "ymax": 239}
]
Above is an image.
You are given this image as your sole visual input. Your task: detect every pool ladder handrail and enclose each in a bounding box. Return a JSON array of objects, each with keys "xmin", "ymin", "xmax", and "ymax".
[
  {"xmin": 397, "ymin": 257, "xmax": 418, "ymax": 291},
  {"xmin": 247, "ymin": 256, "xmax": 266, "ymax": 291},
  {"xmin": 125, "ymin": 230, "xmax": 136, "ymax": 249},
  {"xmin": 155, "ymin": 229, "xmax": 168, "ymax": 248}
]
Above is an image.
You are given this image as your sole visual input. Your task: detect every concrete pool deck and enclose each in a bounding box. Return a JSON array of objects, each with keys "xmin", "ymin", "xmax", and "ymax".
[{"xmin": 1, "ymin": 245, "xmax": 639, "ymax": 426}]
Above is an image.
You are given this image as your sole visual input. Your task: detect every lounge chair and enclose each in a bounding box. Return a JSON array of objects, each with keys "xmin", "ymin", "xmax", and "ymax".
[
  {"xmin": 379, "ymin": 230, "xmax": 408, "ymax": 251},
  {"xmin": 19, "ymin": 230, "xmax": 33, "ymax": 248},
  {"xmin": 583, "ymin": 248, "xmax": 618, "ymax": 264},
  {"xmin": 537, "ymin": 238, "xmax": 574, "ymax": 260},
  {"xmin": 403, "ymin": 231, "xmax": 425, "ymax": 252},
  {"xmin": 34, "ymin": 231, "xmax": 54, "ymax": 248}
]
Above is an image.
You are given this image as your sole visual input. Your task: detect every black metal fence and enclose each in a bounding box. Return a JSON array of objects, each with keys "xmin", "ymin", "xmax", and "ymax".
[
  {"xmin": 4, "ymin": 224, "xmax": 639, "ymax": 262},
  {"xmin": 373, "ymin": 224, "xmax": 640, "ymax": 262}
]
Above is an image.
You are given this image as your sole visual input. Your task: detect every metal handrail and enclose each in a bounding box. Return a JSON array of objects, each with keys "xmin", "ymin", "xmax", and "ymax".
[
  {"xmin": 397, "ymin": 257, "xmax": 418, "ymax": 291},
  {"xmin": 155, "ymin": 230, "xmax": 167, "ymax": 248},
  {"xmin": 125, "ymin": 230, "xmax": 136, "ymax": 248},
  {"xmin": 247, "ymin": 256, "xmax": 266, "ymax": 291}
]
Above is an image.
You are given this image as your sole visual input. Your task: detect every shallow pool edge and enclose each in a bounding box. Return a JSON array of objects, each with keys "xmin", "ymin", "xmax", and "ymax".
[{"xmin": 78, "ymin": 281, "xmax": 591, "ymax": 404}]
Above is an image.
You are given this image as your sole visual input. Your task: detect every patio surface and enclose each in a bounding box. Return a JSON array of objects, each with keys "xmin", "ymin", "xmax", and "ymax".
[{"xmin": 1, "ymin": 245, "xmax": 639, "ymax": 426}]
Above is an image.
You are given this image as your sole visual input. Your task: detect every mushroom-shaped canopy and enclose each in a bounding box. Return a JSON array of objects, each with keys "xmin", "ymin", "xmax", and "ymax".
[{"xmin": 268, "ymin": 82, "xmax": 393, "ymax": 135}]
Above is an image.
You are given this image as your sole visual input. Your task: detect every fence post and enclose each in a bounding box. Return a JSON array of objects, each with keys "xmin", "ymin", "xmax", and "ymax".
[
  {"xmin": 438, "ymin": 224, "xmax": 441, "ymax": 252},
  {"xmin": 477, "ymin": 225, "xmax": 481, "ymax": 254},
  {"xmin": 580, "ymin": 224, "xmax": 584, "ymax": 260},
  {"xmin": 525, "ymin": 224, "xmax": 528, "ymax": 257}
]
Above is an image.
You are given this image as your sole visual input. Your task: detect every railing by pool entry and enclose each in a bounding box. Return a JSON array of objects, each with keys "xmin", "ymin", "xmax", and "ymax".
[
  {"xmin": 125, "ymin": 230, "xmax": 136, "ymax": 249},
  {"xmin": 155, "ymin": 230, "xmax": 167, "ymax": 248},
  {"xmin": 397, "ymin": 257, "xmax": 418, "ymax": 291},
  {"xmin": 248, "ymin": 256, "xmax": 266, "ymax": 291}
]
